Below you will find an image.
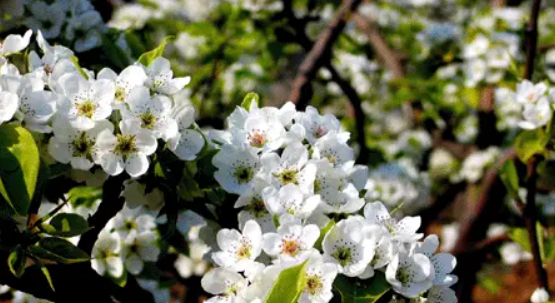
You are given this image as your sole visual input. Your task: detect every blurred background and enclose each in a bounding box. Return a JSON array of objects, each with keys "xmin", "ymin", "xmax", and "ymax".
[{"xmin": 3, "ymin": 0, "xmax": 555, "ymax": 302}]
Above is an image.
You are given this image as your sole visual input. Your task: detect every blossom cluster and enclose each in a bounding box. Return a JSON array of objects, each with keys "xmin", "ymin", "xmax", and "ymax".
[
  {"xmin": 203, "ymin": 103, "xmax": 458, "ymax": 303},
  {"xmin": 0, "ymin": 30, "xmax": 204, "ymax": 178}
]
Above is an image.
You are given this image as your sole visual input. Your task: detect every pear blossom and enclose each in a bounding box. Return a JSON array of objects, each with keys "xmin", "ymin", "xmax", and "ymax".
[
  {"xmin": 96, "ymin": 119, "xmax": 157, "ymax": 177},
  {"xmin": 385, "ymin": 250, "xmax": 434, "ymax": 298},
  {"xmin": 0, "ymin": 30, "xmax": 32, "ymax": 59},
  {"xmin": 123, "ymin": 230, "xmax": 160, "ymax": 275},
  {"xmin": 294, "ymin": 105, "xmax": 342, "ymax": 145},
  {"xmin": 212, "ymin": 220, "xmax": 262, "ymax": 272},
  {"xmin": 427, "ymin": 286, "xmax": 458, "ymax": 303},
  {"xmin": 57, "ymin": 73, "xmax": 115, "ymax": 130},
  {"xmin": 415, "ymin": 235, "xmax": 458, "ymax": 286},
  {"xmin": 262, "ymin": 184, "xmax": 320, "ymax": 220},
  {"xmin": 91, "ymin": 231, "xmax": 124, "ymax": 278},
  {"xmin": 213, "ymin": 144, "xmax": 261, "ymax": 195},
  {"xmin": 312, "ymin": 131, "xmax": 354, "ymax": 167},
  {"xmin": 167, "ymin": 104, "xmax": 205, "ymax": 161},
  {"xmin": 201, "ymin": 267, "xmax": 248, "ymax": 301},
  {"xmin": 518, "ymin": 97, "xmax": 552, "ymax": 130},
  {"xmin": 531, "ymin": 288, "xmax": 550, "ymax": 303},
  {"xmin": 48, "ymin": 118, "xmax": 113, "ymax": 170},
  {"xmin": 235, "ymin": 177, "xmax": 275, "ymax": 233},
  {"xmin": 262, "ymin": 219, "xmax": 320, "ymax": 262},
  {"xmin": 97, "ymin": 66, "xmax": 147, "ymax": 108},
  {"xmin": 0, "ymin": 85, "xmax": 19, "ymax": 125},
  {"xmin": 145, "ymin": 57, "xmax": 191, "ymax": 95},
  {"xmin": 121, "ymin": 86, "xmax": 178, "ymax": 140},
  {"xmin": 364, "ymin": 202, "xmax": 423, "ymax": 243},
  {"xmin": 298, "ymin": 256, "xmax": 338, "ymax": 303},
  {"xmin": 515, "ymin": 80, "xmax": 547, "ymax": 105}
]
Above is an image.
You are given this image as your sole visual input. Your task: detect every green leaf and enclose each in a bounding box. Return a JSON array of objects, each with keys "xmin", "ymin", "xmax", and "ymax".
[
  {"xmin": 43, "ymin": 213, "xmax": 89, "ymax": 237},
  {"xmin": 544, "ymin": 238, "xmax": 555, "ymax": 262},
  {"xmin": 40, "ymin": 265, "xmax": 55, "ymax": 291},
  {"xmin": 314, "ymin": 220, "xmax": 335, "ymax": 250},
  {"xmin": 100, "ymin": 33, "xmax": 131, "ymax": 69},
  {"xmin": 499, "ymin": 160, "xmax": 520, "ymax": 199},
  {"xmin": 137, "ymin": 36, "xmax": 173, "ymax": 66},
  {"xmin": 8, "ymin": 246, "xmax": 26, "ymax": 278},
  {"xmin": 508, "ymin": 227, "xmax": 531, "ymax": 252},
  {"xmin": 333, "ymin": 272, "xmax": 391, "ymax": 303},
  {"xmin": 29, "ymin": 237, "xmax": 90, "ymax": 264},
  {"xmin": 241, "ymin": 92, "xmax": 260, "ymax": 111},
  {"xmin": 514, "ymin": 128, "xmax": 548, "ymax": 162},
  {"xmin": 70, "ymin": 56, "xmax": 89, "ymax": 80},
  {"xmin": 263, "ymin": 260, "xmax": 308, "ymax": 303},
  {"xmin": 67, "ymin": 186, "xmax": 102, "ymax": 208},
  {"xmin": 0, "ymin": 124, "xmax": 40, "ymax": 215},
  {"xmin": 537, "ymin": 222, "xmax": 546, "ymax": 264}
]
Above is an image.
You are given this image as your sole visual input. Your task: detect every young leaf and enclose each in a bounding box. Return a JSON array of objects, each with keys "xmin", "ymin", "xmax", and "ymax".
[
  {"xmin": 263, "ymin": 260, "xmax": 308, "ymax": 303},
  {"xmin": 499, "ymin": 160, "xmax": 520, "ymax": 200},
  {"xmin": 508, "ymin": 227, "xmax": 531, "ymax": 252},
  {"xmin": 241, "ymin": 92, "xmax": 260, "ymax": 111},
  {"xmin": 43, "ymin": 213, "xmax": 89, "ymax": 237},
  {"xmin": 514, "ymin": 128, "xmax": 548, "ymax": 162},
  {"xmin": 29, "ymin": 237, "xmax": 90, "ymax": 264},
  {"xmin": 8, "ymin": 246, "xmax": 26, "ymax": 278},
  {"xmin": 314, "ymin": 220, "xmax": 335, "ymax": 250},
  {"xmin": 0, "ymin": 124, "xmax": 40, "ymax": 215},
  {"xmin": 137, "ymin": 36, "xmax": 173, "ymax": 66},
  {"xmin": 70, "ymin": 56, "xmax": 89, "ymax": 80},
  {"xmin": 333, "ymin": 272, "xmax": 391, "ymax": 303},
  {"xmin": 67, "ymin": 186, "xmax": 102, "ymax": 208}
]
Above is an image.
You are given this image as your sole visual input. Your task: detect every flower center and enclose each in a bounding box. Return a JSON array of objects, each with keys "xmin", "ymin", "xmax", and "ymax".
[
  {"xmin": 246, "ymin": 198, "xmax": 268, "ymax": 218},
  {"xmin": 139, "ymin": 112, "xmax": 157, "ymax": 129},
  {"xmin": 114, "ymin": 134, "xmax": 138, "ymax": 157},
  {"xmin": 115, "ymin": 88, "xmax": 126, "ymax": 102},
  {"xmin": 236, "ymin": 244, "xmax": 251, "ymax": 259},
  {"xmin": 315, "ymin": 125, "xmax": 327, "ymax": 138},
  {"xmin": 72, "ymin": 133, "xmax": 93, "ymax": 157},
  {"xmin": 281, "ymin": 239, "xmax": 299, "ymax": 256},
  {"xmin": 396, "ymin": 267, "xmax": 411, "ymax": 285},
  {"xmin": 275, "ymin": 169, "xmax": 298, "ymax": 186},
  {"xmin": 76, "ymin": 100, "xmax": 96, "ymax": 118},
  {"xmin": 234, "ymin": 166, "xmax": 253, "ymax": 184},
  {"xmin": 305, "ymin": 275, "xmax": 323, "ymax": 295},
  {"xmin": 248, "ymin": 130, "xmax": 267, "ymax": 148},
  {"xmin": 314, "ymin": 179, "xmax": 322, "ymax": 194},
  {"xmin": 332, "ymin": 247, "xmax": 352, "ymax": 267}
]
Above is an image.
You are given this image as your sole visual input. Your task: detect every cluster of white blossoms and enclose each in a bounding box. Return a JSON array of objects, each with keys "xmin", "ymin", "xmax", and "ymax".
[
  {"xmin": 509, "ymin": 80, "xmax": 555, "ymax": 130},
  {"xmin": 203, "ymin": 103, "xmax": 458, "ymax": 303},
  {"xmin": 0, "ymin": 30, "xmax": 205, "ymax": 178}
]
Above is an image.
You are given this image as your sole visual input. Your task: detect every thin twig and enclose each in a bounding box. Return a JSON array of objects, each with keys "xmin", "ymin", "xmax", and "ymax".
[
  {"xmin": 289, "ymin": 0, "xmax": 363, "ymax": 109},
  {"xmin": 522, "ymin": 0, "xmax": 549, "ymax": 292}
]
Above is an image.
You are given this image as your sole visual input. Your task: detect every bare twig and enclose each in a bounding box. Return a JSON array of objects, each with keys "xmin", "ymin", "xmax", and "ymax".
[
  {"xmin": 289, "ymin": 0, "xmax": 363, "ymax": 109},
  {"xmin": 522, "ymin": 0, "xmax": 549, "ymax": 292}
]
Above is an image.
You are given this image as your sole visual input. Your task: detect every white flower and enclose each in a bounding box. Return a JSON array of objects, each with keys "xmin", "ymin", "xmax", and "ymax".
[
  {"xmin": 111, "ymin": 206, "xmax": 157, "ymax": 240},
  {"xmin": 0, "ymin": 30, "xmax": 32, "ymax": 57},
  {"xmin": 516, "ymin": 80, "xmax": 547, "ymax": 105},
  {"xmin": 145, "ymin": 57, "xmax": 191, "ymax": 95},
  {"xmin": 235, "ymin": 177, "xmax": 275, "ymax": 233},
  {"xmin": 531, "ymin": 288, "xmax": 550, "ymax": 303},
  {"xmin": 427, "ymin": 286, "xmax": 458, "ymax": 303},
  {"xmin": 295, "ymin": 106, "xmax": 342, "ymax": 145},
  {"xmin": 322, "ymin": 217, "xmax": 375, "ymax": 277},
  {"xmin": 415, "ymin": 235, "xmax": 458, "ymax": 286},
  {"xmin": 312, "ymin": 131, "xmax": 354, "ymax": 166},
  {"xmin": 385, "ymin": 251, "xmax": 434, "ymax": 298},
  {"xmin": 262, "ymin": 219, "xmax": 320, "ymax": 262},
  {"xmin": 231, "ymin": 114, "xmax": 286, "ymax": 153},
  {"xmin": 262, "ymin": 184, "xmax": 321, "ymax": 220},
  {"xmin": 97, "ymin": 66, "xmax": 147, "ymax": 108},
  {"xmin": 96, "ymin": 119, "xmax": 157, "ymax": 177},
  {"xmin": 201, "ymin": 267, "xmax": 247, "ymax": 300},
  {"xmin": 25, "ymin": 1, "xmax": 65, "ymax": 39},
  {"xmin": 167, "ymin": 105, "xmax": 204, "ymax": 161},
  {"xmin": 212, "ymin": 220, "xmax": 262, "ymax": 272},
  {"xmin": 121, "ymin": 86, "xmax": 178, "ymax": 141},
  {"xmin": 48, "ymin": 118, "xmax": 113, "ymax": 170},
  {"xmin": 58, "ymin": 73, "xmax": 115, "ymax": 131},
  {"xmin": 91, "ymin": 231, "xmax": 124, "ymax": 277},
  {"xmin": 123, "ymin": 230, "xmax": 160, "ymax": 275},
  {"xmin": 500, "ymin": 242, "xmax": 532, "ymax": 265},
  {"xmin": 0, "ymin": 82, "xmax": 20, "ymax": 125},
  {"xmin": 518, "ymin": 97, "xmax": 552, "ymax": 130},
  {"xmin": 260, "ymin": 142, "xmax": 317, "ymax": 193},
  {"xmin": 213, "ymin": 144, "xmax": 261, "ymax": 195},
  {"xmin": 298, "ymin": 258, "xmax": 338, "ymax": 303},
  {"xmin": 462, "ymin": 35, "xmax": 489, "ymax": 59},
  {"xmin": 364, "ymin": 202, "xmax": 423, "ymax": 243}
]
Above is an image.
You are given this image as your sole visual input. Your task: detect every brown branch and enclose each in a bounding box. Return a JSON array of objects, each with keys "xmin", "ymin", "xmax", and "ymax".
[
  {"xmin": 522, "ymin": 0, "xmax": 549, "ymax": 292},
  {"xmin": 352, "ymin": 14, "xmax": 405, "ymax": 79},
  {"xmin": 289, "ymin": 0, "xmax": 363, "ymax": 109},
  {"xmin": 453, "ymin": 234, "xmax": 511, "ymax": 257}
]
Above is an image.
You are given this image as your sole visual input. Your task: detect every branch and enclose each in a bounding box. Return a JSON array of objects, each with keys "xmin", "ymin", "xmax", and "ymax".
[
  {"xmin": 522, "ymin": 0, "xmax": 549, "ymax": 292},
  {"xmin": 453, "ymin": 234, "xmax": 510, "ymax": 257},
  {"xmin": 325, "ymin": 63, "xmax": 369, "ymax": 163},
  {"xmin": 352, "ymin": 14, "xmax": 405, "ymax": 79},
  {"xmin": 78, "ymin": 174, "xmax": 128, "ymax": 254},
  {"xmin": 289, "ymin": 0, "xmax": 363, "ymax": 109}
]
